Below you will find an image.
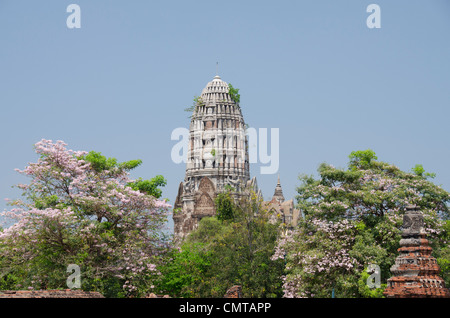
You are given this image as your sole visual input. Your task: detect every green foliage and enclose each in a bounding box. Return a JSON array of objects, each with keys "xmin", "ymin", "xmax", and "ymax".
[
  {"xmin": 186, "ymin": 216, "xmax": 232, "ymax": 244},
  {"xmin": 348, "ymin": 149, "xmax": 377, "ymax": 169},
  {"xmin": 34, "ymin": 195, "xmax": 60, "ymax": 210},
  {"xmin": 0, "ymin": 270, "xmax": 22, "ymax": 291},
  {"xmin": 437, "ymin": 254, "xmax": 450, "ymax": 287},
  {"xmin": 155, "ymin": 243, "xmax": 212, "ymax": 298},
  {"xmin": 83, "ymin": 151, "xmax": 116, "ymax": 172},
  {"xmin": 228, "ymin": 84, "xmax": 240, "ymax": 104},
  {"xmin": 173, "ymin": 207, "xmax": 182, "ymax": 215},
  {"xmin": 184, "ymin": 96, "xmax": 204, "ymax": 118},
  {"xmin": 127, "ymin": 175, "xmax": 167, "ymax": 199},
  {"xmin": 82, "ymin": 151, "xmax": 142, "ymax": 173},
  {"xmin": 118, "ymin": 159, "xmax": 143, "ymax": 171},
  {"xmin": 286, "ymin": 149, "xmax": 450, "ymax": 297},
  {"xmin": 224, "ymin": 184, "xmax": 235, "ymax": 192},
  {"xmin": 1, "ymin": 142, "xmax": 170, "ymax": 298},
  {"xmin": 156, "ymin": 191, "xmax": 284, "ymax": 298},
  {"xmin": 357, "ymin": 269, "xmax": 387, "ymax": 298},
  {"xmin": 435, "ymin": 220, "xmax": 450, "ymax": 287},
  {"xmin": 83, "ymin": 276, "xmax": 126, "ymax": 298},
  {"xmin": 412, "ymin": 164, "xmax": 436, "ymax": 179},
  {"xmin": 412, "ymin": 164, "xmax": 425, "ymax": 176},
  {"xmin": 215, "ymin": 190, "xmax": 235, "ymax": 222},
  {"xmin": 82, "ymin": 151, "xmax": 167, "ymax": 198}
]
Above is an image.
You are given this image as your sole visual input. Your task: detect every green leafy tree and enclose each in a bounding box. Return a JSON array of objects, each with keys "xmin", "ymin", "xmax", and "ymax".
[
  {"xmin": 184, "ymin": 96, "xmax": 204, "ymax": 118},
  {"xmin": 82, "ymin": 150, "xmax": 167, "ymax": 198},
  {"xmin": 274, "ymin": 150, "xmax": 450, "ymax": 297},
  {"xmin": 357, "ymin": 267, "xmax": 387, "ymax": 298},
  {"xmin": 215, "ymin": 189, "xmax": 236, "ymax": 221},
  {"xmin": 156, "ymin": 190, "xmax": 284, "ymax": 298},
  {"xmin": 0, "ymin": 140, "xmax": 170, "ymax": 297},
  {"xmin": 228, "ymin": 84, "xmax": 240, "ymax": 104},
  {"xmin": 348, "ymin": 149, "xmax": 377, "ymax": 169},
  {"xmin": 411, "ymin": 164, "xmax": 436, "ymax": 179},
  {"xmin": 153, "ymin": 242, "xmax": 212, "ymax": 298},
  {"xmin": 127, "ymin": 175, "xmax": 167, "ymax": 199}
]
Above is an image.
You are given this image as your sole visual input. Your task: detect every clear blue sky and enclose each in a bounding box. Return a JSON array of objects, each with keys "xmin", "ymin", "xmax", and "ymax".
[{"xmin": 1, "ymin": 1, "xmax": 449, "ymax": 232}]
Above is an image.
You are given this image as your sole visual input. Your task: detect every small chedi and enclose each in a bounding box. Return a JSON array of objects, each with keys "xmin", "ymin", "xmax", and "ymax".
[
  {"xmin": 384, "ymin": 205, "xmax": 450, "ymax": 298},
  {"xmin": 223, "ymin": 285, "xmax": 243, "ymax": 298}
]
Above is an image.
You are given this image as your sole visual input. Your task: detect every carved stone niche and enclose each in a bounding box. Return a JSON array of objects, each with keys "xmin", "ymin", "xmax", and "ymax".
[
  {"xmin": 402, "ymin": 205, "xmax": 424, "ymax": 236},
  {"xmin": 173, "ymin": 182, "xmax": 184, "ymax": 211},
  {"xmin": 194, "ymin": 177, "xmax": 216, "ymax": 218}
]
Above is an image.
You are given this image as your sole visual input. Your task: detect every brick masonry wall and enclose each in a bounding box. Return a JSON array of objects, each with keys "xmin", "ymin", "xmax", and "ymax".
[
  {"xmin": 0, "ymin": 289, "xmax": 104, "ymax": 298},
  {"xmin": 223, "ymin": 285, "xmax": 242, "ymax": 298}
]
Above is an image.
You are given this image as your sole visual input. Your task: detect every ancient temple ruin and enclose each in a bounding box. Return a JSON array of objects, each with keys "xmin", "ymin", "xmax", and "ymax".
[
  {"xmin": 263, "ymin": 175, "xmax": 300, "ymax": 228},
  {"xmin": 173, "ymin": 75, "xmax": 299, "ymax": 240},
  {"xmin": 173, "ymin": 75, "xmax": 250, "ymax": 239},
  {"xmin": 383, "ymin": 205, "xmax": 450, "ymax": 298}
]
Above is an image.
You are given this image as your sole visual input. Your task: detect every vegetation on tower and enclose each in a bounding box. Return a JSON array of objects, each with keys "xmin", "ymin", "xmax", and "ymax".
[{"xmin": 228, "ymin": 83, "xmax": 240, "ymax": 104}]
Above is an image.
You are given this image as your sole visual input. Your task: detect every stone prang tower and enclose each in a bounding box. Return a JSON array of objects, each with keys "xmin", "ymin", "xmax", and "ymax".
[{"xmin": 173, "ymin": 75, "xmax": 251, "ymax": 240}]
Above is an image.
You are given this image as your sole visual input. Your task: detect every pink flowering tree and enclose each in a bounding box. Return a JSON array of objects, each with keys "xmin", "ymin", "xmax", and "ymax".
[
  {"xmin": 0, "ymin": 139, "xmax": 171, "ymax": 297},
  {"xmin": 273, "ymin": 150, "xmax": 450, "ymax": 298}
]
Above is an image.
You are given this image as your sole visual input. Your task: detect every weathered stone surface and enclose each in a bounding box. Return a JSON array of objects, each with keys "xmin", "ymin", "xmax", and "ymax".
[
  {"xmin": 0, "ymin": 289, "xmax": 104, "ymax": 298},
  {"xmin": 262, "ymin": 175, "xmax": 300, "ymax": 228},
  {"xmin": 173, "ymin": 75, "xmax": 250, "ymax": 240},
  {"xmin": 383, "ymin": 205, "xmax": 450, "ymax": 298},
  {"xmin": 173, "ymin": 77, "xmax": 301, "ymax": 241}
]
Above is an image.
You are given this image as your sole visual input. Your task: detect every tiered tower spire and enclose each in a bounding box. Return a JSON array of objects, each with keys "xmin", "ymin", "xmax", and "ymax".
[
  {"xmin": 272, "ymin": 174, "xmax": 285, "ymax": 203},
  {"xmin": 173, "ymin": 75, "xmax": 250, "ymax": 240}
]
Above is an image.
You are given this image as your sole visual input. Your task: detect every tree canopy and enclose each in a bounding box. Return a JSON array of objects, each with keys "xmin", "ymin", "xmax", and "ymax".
[
  {"xmin": 155, "ymin": 190, "xmax": 284, "ymax": 298},
  {"xmin": 274, "ymin": 149, "xmax": 450, "ymax": 297},
  {"xmin": 0, "ymin": 139, "xmax": 170, "ymax": 297}
]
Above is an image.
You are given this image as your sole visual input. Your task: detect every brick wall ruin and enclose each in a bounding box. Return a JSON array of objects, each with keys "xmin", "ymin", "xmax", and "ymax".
[{"xmin": 383, "ymin": 205, "xmax": 450, "ymax": 298}]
